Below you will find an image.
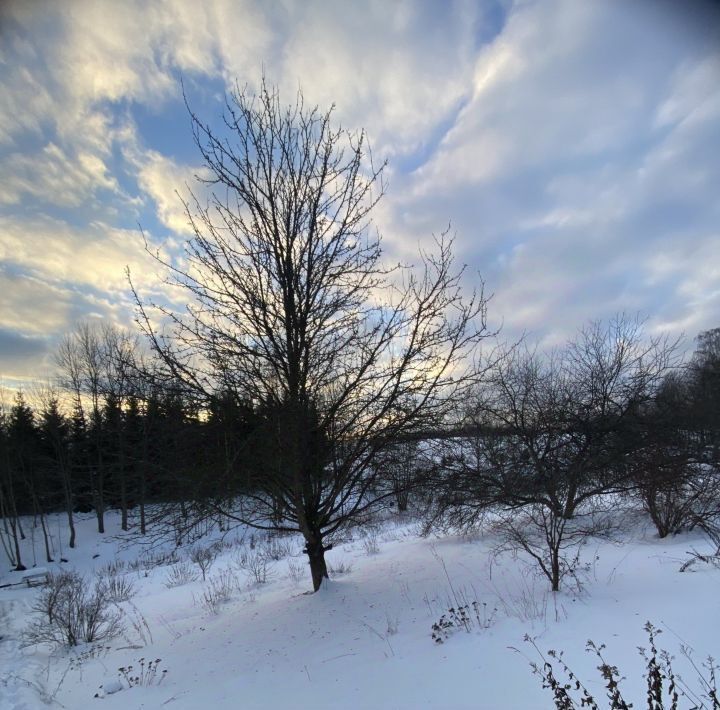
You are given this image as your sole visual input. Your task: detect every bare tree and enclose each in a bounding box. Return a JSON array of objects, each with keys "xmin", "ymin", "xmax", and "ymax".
[
  {"xmin": 57, "ymin": 323, "xmax": 107, "ymax": 533},
  {"xmin": 56, "ymin": 322, "xmax": 143, "ymax": 534},
  {"xmin": 628, "ymin": 332, "xmax": 720, "ymax": 543},
  {"xmin": 429, "ymin": 316, "xmax": 677, "ymax": 591},
  {"xmin": 374, "ymin": 438, "xmax": 422, "ymax": 513},
  {"xmin": 689, "ymin": 327, "xmax": 720, "ymax": 463},
  {"xmin": 132, "ymin": 79, "xmax": 489, "ymax": 590}
]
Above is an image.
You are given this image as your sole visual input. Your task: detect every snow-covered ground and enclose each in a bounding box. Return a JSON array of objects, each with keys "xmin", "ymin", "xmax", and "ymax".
[{"xmin": 1, "ymin": 507, "xmax": 718, "ymax": 709}]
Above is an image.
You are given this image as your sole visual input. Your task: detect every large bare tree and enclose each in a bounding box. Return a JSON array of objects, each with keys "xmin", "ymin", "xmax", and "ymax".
[{"xmin": 132, "ymin": 80, "xmax": 489, "ymax": 590}]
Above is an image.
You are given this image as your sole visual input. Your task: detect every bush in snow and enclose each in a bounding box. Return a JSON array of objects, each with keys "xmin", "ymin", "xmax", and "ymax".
[
  {"xmin": 524, "ymin": 622, "xmax": 719, "ymax": 710},
  {"xmin": 23, "ymin": 571, "xmax": 124, "ymax": 649},
  {"xmin": 190, "ymin": 544, "xmax": 218, "ymax": 581},
  {"xmin": 362, "ymin": 529, "xmax": 380, "ymax": 555},
  {"xmin": 164, "ymin": 561, "xmax": 199, "ymax": 588},
  {"xmin": 233, "ymin": 547, "xmax": 272, "ymax": 585},
  {"xmin": 489, "ymin": 502, "xmax": 614, "ymax": 594},
  {"xmin": 286, "ymin": 558, "xmax": 305, "ymax": 585},
  {"xmin": 198, "ymin": 568, "xmax": 238, "ymax": 614},
  {"xmin": 262, "ymin": 536, "xmax": 296, "ymax": 561},
  {"xmin": 328, "ymin": 558, "xmax": 353, "ymax": 576},
  {"xmin": 102, "ymin": 574, "xmax": 137, "ymax": 604},
  {"xmin": 431, "ymin": 600, "xmax": 498, "ymax": 644},
  {"xmin": 118, "ymin": 657, "xmax": 168, "ymax": 688}
]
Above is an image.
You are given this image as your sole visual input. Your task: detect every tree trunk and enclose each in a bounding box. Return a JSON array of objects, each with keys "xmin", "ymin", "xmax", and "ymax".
[
  {"xmin": 57, "ymin": 456, "xmax": 76, "ymax": 549},
  {"xmin": 39, "ymin": 509, "xmax": 53, "ymax": 563},
  {"xmin": 94, "ymin": 426, "xmax": 106, "ymax": 534},
  {"xmin": 304, "ymin": 536, "xmax": 330, "ymax": 591},
  {"xmin": 551, "ymin": 550, "xmax": 560, "ymax": 592},
  {"xmin": 395, "ymin": 490, "xmax": 409, "ymax": 513},
  {"xmin": 0, "ymin": 492, "xmax": 17, "ymax": 566},
  {"xmin": 139, "ymin": 428, "xmax": 148, "ymax": 536},
  {"xmin": 0, "ymin": 525, "xmax": 15, "ymax": 566},
  {"xmin": 563, "ymin": 483, "xmax": 577, "ymax": 520},
  {"xmin": 62, "ymin": 467, "xmax": 76, "ymax": 549},
  {"xmin": 94, "ymin": 458, "xmax": 105, "ymax": 534},
  {"xmin": 139, "ymin": 469, "xmax": 147, "ymax": 536},
  {"xmin": 67, "ymin": 507, "xmax": 76, "ymax": 549},
  {"xmin": 120, "ymin": 476, "xmax": 128, "ymax": 531},
  {"xmin": 9, "ymin": 516, "xmax": 24, "ymax": 570},
  {"xmin": 3, "ymin": 478, "xmax": 25, "ymax": 569},
  {"xmin": 119, "ymin": 426, "xmax": 128, "ymax": 532},
  {"xmin": 16, "ymin": 511, "xmax": 25, "ymax": 540}
]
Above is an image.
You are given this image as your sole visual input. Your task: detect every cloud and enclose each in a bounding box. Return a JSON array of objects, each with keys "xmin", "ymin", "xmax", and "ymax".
[
  {"xmin": 0, "ymin": 269, "xmax": 72, "ymax": 336},
  {"xmin": 0, "ymin": 142, "xmax": 120, "ymax": 207},
  {"xmin": 0, "ymin": 269, "xmax": 140, "ymax": 383},
  {"xmin": 374, "ymin": 0, "xmax": 720, "ymax": 347},
  {"xmin": 0, "ymin": 215, "xmax": 165, "ymax": 297},
  {"xmin": 0, "ymin": 328, "xmax": 53, "ymax": 387},
  {"xmin": 133, "ymin": 151, "xmax": 210, "ymax": 236},
  {"xmin": 0, "ymin": 60, "xmax": 54, "ymax": 146},
  {"xmin": 0, "ymin": 0, "xmax": 718, "ymax": 386},
  {"xmin": 269, "ymin": 0, "xmax": 483, "ymax": 159}
]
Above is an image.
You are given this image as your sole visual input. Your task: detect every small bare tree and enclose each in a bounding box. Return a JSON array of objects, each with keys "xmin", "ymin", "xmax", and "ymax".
[
  {"xmin": 429, "ymin": 316, "xmax": 677, "ymax": 591},
  {"xmin": 631, "ymin": 358, "xmax": 720, "ymax": 542},
  {"xmin": 56, "ymin": 322, "xmax": 143, "ymax": 534},
  {"xmin": 132, "ymin": 79, "xmax": 490, "ymax": 591},
  {"xmin": 375, "ymin": 438, "xmax": 423, "ymax": 513},
  {"xmin": 190, "ymin": 544, "xmax": 218, "ymax": 581}
]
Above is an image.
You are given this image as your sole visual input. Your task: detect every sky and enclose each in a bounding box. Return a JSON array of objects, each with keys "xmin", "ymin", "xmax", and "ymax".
[{"xmin": 0, "ymin": 0, "xmax": 719, "ymax": 390}]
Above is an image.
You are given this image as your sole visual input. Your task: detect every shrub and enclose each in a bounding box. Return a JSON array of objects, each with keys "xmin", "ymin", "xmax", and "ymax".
[
  {"xmin": 67, "ymin": 643, "xmax": 112, "ymax": 672},
  {"xmin": 102, "ymin": 574, "xmax": 137, "ymax": 604},
  {"xmin": 262, "ymin": 537, "xmax": 296, "ymax": 561},
  {"xmin": 431, "ymin": 599, "xmax": 497, "ymax": 644},
  {"xmin": 118, "ymin": 657, "xmax": 168, "ymax": 688},
  {"xmin": 128, "ymin": 550, "xmax": 179, "ymax": 573},
  {"xmin": 286, "ymin": 559, "xmax": 305, "ymax": 585},
  {"xmin": 23, "ymin": 572, "xmax": 124, "ymax": 649},
  {"xmin": 198, "ymin": 569, "xmax": 238, "ymax": 614},
  {"xmin": 328, "ymin": 559, "xmax": 353, "ymax": 576},
  {"xmin": 234, "ymin": 548, "xmax": 272, "ymax": 585},
  {"xmin": 164, "ymin": 561, "xmax": 199, "ymax": 588},
  {"xmin": 524, "ymin": 622, "xmax": 719, "ymax": 709},
  {"xmin": 362, "ymin": 529, "xmax": 380, "ymax": 555},
  {"xmin": 99, "ymin": 560, "xmax": 128, "ymax": 577},
  {"xmin": 428, "ymin": 547, "xmax": 498, "ymax": 643},
  {"xmin": 190, "ymin": 545, "xmax": 218, "ymax": 581}
]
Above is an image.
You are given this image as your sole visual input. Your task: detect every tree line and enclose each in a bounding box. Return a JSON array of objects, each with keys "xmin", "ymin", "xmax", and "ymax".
[
  {"xmin": 0, "ymin": 325, "xmax": 262, "ymax": 569},
  {"xmin": 426, "ymin": 321, "xmax": 720, "ymax": 591},
  {"xmin": 2, "ymin": 320, "xmax": 718, "ymax": 591}
]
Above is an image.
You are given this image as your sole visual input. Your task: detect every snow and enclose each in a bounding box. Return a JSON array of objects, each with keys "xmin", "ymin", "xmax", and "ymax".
[
  {"xmin": 97, "ymin": 678, "xmax": 123, "ymax": 696},
  {"xmin": 0, "ymin": 508, "xmax": 718, "ymax": 709}
]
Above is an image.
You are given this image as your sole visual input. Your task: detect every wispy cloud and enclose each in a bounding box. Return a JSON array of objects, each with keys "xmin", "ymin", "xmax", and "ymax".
[{"xmin": 0, "ymin": 0, "xmax": 718, "ymax": 385}]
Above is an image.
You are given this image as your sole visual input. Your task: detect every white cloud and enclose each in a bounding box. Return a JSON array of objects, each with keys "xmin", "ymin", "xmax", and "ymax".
[
  {"xmin": 0, "ymin": 0, "xmax": 718, "ymax": 378},
  {"xmin": 0, "ymin": 215, "xmax": 162, "ymax": 295},
  {"xmin": 0, "ymin": 271, "xmax": 73, "ymax": 335},
  {"xmin": 0, "ymin": 63, "xmax": 54, "ymax": 146},
  {"xmin": 0, "ymin": 142, "xmax": 119, "ymax": 207},
  {"xmin": 374, "ymin": 0, "xmax": 720, "ymax": 346},
  {"xmin": 134, "ymin": 151, "xmax": 206, "ymax": 236},
  {"xmin": 271, "ymin": 0, "xmax": 480, "ymax": 158}
]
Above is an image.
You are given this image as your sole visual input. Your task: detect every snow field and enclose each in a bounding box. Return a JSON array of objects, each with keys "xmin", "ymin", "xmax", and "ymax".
[{"xmin": 0, "ymin": 507, "xmax": 718, "ymax": 709}]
